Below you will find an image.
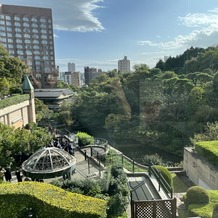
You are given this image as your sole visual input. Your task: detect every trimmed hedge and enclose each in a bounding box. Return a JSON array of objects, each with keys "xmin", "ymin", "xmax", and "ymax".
[
  {"xmin": 0, "ymin": 182, "xmax": 107, "ymax": 218},
  {"xmin": 0, "ymin": 94, "xmax": 29, "ymax": 109},
  {"xmin": 195, "ymin": 140, "xmax": 218, "ymax": 165},
  {"xmin": 212, "ymin": 204, "xmax": 218, "ymax": 218},
  {"xmin": 76, "ymin": 132, "xmax": 94, "ymax": 147},
  {"xmin": 183, "ymin": 186, "xmax": 210, "ymax": 207},
  {"xmin": 153, "ymin": 165, "xmax": 173, "ymax": 187}
]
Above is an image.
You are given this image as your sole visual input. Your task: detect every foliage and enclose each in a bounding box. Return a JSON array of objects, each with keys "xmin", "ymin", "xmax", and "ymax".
[
  {"xmin": 142, "ymin": 153, "xmax": 163, "ymax": 165},
  {"xmin": 0, "ymin": 122, "xmax": 52, "ymax": 168},
  {"xmin": 0, "ymin": 182, "xmax": 107, "ymax": 218},
  {"xmin": 76, "ymin": 132, "xmax": 94, "ymax": 146},
  {"xmin": 35, "ymin": 98, "xmax": 52, "ymax": 122},
  {"xmin": 106, "ymin": 165, "xmax": 129, "ymax": 217},
  {"xmin": 57, "ymin": 45, "xmax": 218, "ymax": 161},
  {"xmin": 185, "ymin": 190, "xmax": 218, "ymax": 218},
  {"xmin": 51, "ymin": 178, "xmax": 104, "ymax": 199},
  {"xmin": 0, "ymin": 94, "xmax": 29, "ymax": 109},
  {"xmin": 184, "ymin": 186, "xmax": 210, "ymax": 207},
  {"xmin": 194, "ymin": 140, "xmax": 218, "ymax": 165},
  {"xmin": 51, "ymin": 158, "xmax": 129, "ymax": 218},
  {"xmin": 0, "ymin": 45, "xmax": 28, "ymax": 92},
  {"xmin": 153, "ymin": 165, "xmax": 173, "ymax": 188},
  {"xmin": 57, "ymin": 99, "xmax": 74, "ymax": 127},
  {"xmin": 105, "ymin": 149, "xmax": 146, "ymax": 172},
  {"xmin": 192, "ymin": 122, "xmax": 218, "ymax": 142},
  {"xmin": 212, "ymin": 204, "xmax": 218, "ymax": 218}
]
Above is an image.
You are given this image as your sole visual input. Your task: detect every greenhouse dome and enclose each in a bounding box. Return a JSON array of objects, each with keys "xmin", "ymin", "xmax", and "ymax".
[{"xmin": 22, "ymin": 147, "xmax": 76, "ymax": 179}]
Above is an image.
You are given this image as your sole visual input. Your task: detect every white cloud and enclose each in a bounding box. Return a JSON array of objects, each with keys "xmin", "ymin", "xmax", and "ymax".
[
  {"xmin": 53, "ymin": 0, "xmax": 105, "ymax": 32},
  {"xmin": 138, "ymin": 9, "xmax": 218, "ymax": 50},
  {"xmin": 3, "ymin": 0, "xmax": 104, "ymax": 32},
  {"xmin": 178, "ymin": 13, "xmax": 218, "ymax": 27}
]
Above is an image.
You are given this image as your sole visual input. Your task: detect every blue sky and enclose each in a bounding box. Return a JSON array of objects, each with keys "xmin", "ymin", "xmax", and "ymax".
[{"xmin": 2, "ymin": 0, "xmax": 218, "ymax": 72}]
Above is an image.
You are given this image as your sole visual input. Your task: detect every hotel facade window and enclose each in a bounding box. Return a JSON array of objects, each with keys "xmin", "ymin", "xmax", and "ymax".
[{"xmin": 0, "ymin": 4, "xmax": 58, "ymax": 88}]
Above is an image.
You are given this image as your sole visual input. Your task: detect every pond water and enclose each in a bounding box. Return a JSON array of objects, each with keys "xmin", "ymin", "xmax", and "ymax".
[{"xmin": 110, "ymin": 140, "xmax": 182, "ymax": 165}]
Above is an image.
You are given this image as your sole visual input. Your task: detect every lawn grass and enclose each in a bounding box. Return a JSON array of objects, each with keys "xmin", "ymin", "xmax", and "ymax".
[
  {"xmin": 185, "ymin": 190, "xmax": 218, "ymax": 218},
  {"xmin": 172, "ymin": 173, "xmax": 191, "ymax": 193}
]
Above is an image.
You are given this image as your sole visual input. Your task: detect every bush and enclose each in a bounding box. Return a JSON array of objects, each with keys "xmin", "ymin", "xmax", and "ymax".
[
  {"xmin": 0, "ymin": 182, "xmax": 107, "ymax": 218},
  {"xmin": 212, "ymin": 204, "xmax": 218, "ymax": 218},
  {"xmin": 195, "ymin": 140, "xmax": 218, "ymax": 165},
  {"xmin": 184, "ymin": 186, "xmax": 210, "ymax": 207},
  {"xmin": 106, "ymin": 165, "xmax": 129, "ymax": 217},
  {"xmin": 153, "ymin": 165, "xmax": 173, "ymax": 187},
  {"xmin": 76, "ymin": 132, "xmax": 94, "ymax": 146},
  {"xmin": 142, "ymin": 153, "xmax": 163, "ymax": 165}
]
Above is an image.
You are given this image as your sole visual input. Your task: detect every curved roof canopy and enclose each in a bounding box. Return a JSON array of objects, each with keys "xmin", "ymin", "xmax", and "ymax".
[{"xmin": 22, "ymin": 147, "xmax": 76, "ymax": 179}]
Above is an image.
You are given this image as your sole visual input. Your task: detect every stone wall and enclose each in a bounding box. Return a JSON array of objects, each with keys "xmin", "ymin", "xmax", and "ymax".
[
  {"xmin": 183, "ymin": 147, "xmax": 218, "ymax": 190},
  {"xmin": 0, "ymin": 99, "xmax": 35, "ymax": 129}
]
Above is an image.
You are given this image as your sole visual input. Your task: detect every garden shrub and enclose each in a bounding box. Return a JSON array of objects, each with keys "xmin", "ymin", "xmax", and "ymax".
[
  {"xmin": 153, "ymin": 165, "xmax": 173, "ymax": 187},
  {"xmin": 76, "ymin": 132, "xmax": 94, "ymax": 146},
  {"xmin": 195, "ymin": 141, "xmax": 218, "ymax": 165},
  {"xmin": 106, "ymin": 165, "xmax": 129, "ymax": 217},
  {"xmin": 0, "ymin": 182, "xmax": 107, "ymax": 218},
  {"xmin": 0, "ymin": 94, "xmax": 29, "ymax": 109},
  {"xmin": 184, "ymin": 186, "xmax": 210, "ymax": 207},
  {"xmin": 212, "ymin": 203, "xmax": 218, "ymax": 218}
]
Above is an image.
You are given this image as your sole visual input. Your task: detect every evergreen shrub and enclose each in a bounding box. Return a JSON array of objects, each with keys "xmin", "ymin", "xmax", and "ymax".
[
  {"xmin": 76, "ymin": 132, "xmax": 94, "ymax": 146},
  {"xmin": 0, "ymin": 182, "xmax": 107, "ymax": 218},
  {"xmin": 212, "ymin": 204, "xmax": 218, "ymax": 218},
  {"xmin": 153, "ymin": 165, "xmax": 173, "ymax": 187},
  {"xmin": 184, "ymin": 186, "xmax": 210, "ymax": 207},
  {"xmin": 0, "ymin": 94, "xmax": 29, "ymax": 109},
  {"xmin": 195, "ymin": 141, "xmax": 218, "ymax": 165}
]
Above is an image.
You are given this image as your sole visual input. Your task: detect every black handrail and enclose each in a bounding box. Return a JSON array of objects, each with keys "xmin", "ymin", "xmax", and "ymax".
[{"xmin": 148, "ymin": 161, "xmax": 173, "ymax": 198}]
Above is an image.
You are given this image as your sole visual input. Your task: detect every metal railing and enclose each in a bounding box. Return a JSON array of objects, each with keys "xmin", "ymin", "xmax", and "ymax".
[{"xmin": 148, "ymin": 161, "xmax": 173, "ymax": 199}]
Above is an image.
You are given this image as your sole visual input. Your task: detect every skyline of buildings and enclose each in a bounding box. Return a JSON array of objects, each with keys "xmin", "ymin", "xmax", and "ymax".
[{"xmin": 0, "ymin": 4, "xmax": 58, "ymax": 88}]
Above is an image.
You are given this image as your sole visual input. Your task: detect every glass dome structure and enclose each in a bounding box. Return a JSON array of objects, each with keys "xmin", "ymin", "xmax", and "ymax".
[{"xmin": 22, "ymin": 147, "xmax": 76, "ymax": 179}]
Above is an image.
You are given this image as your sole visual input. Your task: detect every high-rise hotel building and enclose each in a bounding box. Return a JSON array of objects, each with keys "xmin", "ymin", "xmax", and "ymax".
[{"xmin": 0, "ymin": 4, "xmax": 58, "ymax": 88}]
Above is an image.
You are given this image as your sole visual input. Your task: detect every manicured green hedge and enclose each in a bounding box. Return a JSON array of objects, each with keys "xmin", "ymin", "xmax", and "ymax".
[
  {"xmin": 76, "ymin": 132, "xmax": 94, "ymax": 146},
  {"xmin": 0, "ymin": 94, "xmax": 29, "ymax": 109},
  {"xmin": 195, "ymin": 140, "xmax": 218, "ymax": 165},
  {"xmin": 153, "ymin": 165, "xmax": 173, "ymax": 187},
  {"xmin": 184, "ymin": 186, "xmax": 210, "ymax": 207},
  {"xmin": 0, "ymin": 182, "xmax": 107, "ymax": 218}
]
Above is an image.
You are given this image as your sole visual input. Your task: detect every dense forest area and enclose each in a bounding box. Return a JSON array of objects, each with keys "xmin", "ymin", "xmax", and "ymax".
[
  {"xmin": 2, "ymin": 44, "xmax": 218, "ymax": 165},
  {"xmin": 66, "ymin": 46, "xmax": 218, "ymax": 162}
]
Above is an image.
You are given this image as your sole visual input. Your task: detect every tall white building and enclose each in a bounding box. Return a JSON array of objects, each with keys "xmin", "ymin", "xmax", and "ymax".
[
  {"xmin": 68, "ymin": 62, "xmax": 75, "ymax": 72},
  {"xmin": 118, "ymin": 56, "xmax": 130, "ymax": 73}
]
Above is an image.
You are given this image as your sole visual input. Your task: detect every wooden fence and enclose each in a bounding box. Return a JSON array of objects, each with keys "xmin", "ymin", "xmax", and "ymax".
[{"xmin": 131, "ymin": 198, "xmax": 177, "ymax": 218}]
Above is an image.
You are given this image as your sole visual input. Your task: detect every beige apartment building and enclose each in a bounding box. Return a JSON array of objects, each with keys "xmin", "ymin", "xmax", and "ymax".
[
  {"xmin": 64, "ymin": 71, "xmax": 81, "ymax": 87},
  {"xmin": 0, "ymin": 4, "xmax": 58, "ymax": 88},
  {"xmin": 118, "ymin": 56, "xmax": 130, "ymax": 73}
]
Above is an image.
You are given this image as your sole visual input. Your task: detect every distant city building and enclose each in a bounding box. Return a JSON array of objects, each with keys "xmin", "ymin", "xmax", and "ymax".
[
  {"xmin": 0, "ymin": 4, "xmax": 58, "ymax": 88},
  {"xmin": 118, "ymin": 56, "xmax": 130, "ymax": 73},
  {"xmin": 84, "ymin": 67, "xmax": 103, "ymax": 85},
  {"xmin": 64, "ymin": 71, "xmax": 80, "ymax": 87},
  {"xmin": 68, "ymin": 62, "xmax": 75, "ymax": 72}
]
